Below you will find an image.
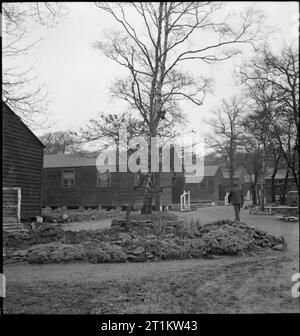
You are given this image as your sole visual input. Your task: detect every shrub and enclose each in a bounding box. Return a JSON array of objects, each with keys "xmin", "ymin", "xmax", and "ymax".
[{"xmin": 27, "ymin": 243, "xmax": 85, "ymax": 264}]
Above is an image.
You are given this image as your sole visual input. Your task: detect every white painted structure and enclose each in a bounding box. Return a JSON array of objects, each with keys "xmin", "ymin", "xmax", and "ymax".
[
  {"xmin": 180, "ymin": 190, "xmax": 191, "ymax": 211},
  {"xmin": 225, "ymin": 192, "xmax": 230, "ymax": 206},
  {"xmin": 246, "ymin": 190, "xmax": 251, "ymax": 201}
]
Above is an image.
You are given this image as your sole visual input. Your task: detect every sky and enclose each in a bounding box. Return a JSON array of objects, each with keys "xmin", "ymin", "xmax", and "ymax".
[{"xmin": 3, "ymin": 2, "xmax": 299, "ymax": 139}]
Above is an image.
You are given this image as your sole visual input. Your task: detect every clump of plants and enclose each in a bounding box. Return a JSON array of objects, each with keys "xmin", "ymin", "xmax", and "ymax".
[
  {"xmin": 27, "ymin": 242, "xmax": 85, "ymax": 263},
  {"xmin": 4, "ymin": 219, "xmax": 286, "ymax": 264}
]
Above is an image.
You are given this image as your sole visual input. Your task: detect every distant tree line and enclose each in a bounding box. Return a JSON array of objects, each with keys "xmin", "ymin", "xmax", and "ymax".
[{"xmin": 206, "ymin": 45, "xmax": 299, "ymax": 208}]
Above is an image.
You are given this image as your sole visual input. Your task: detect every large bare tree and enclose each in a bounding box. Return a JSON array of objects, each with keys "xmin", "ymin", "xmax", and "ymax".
[
  {"xmin": 94, "ymin": 2, "xmax": 266, "ymax": 212},
  {"xmin": 238, "ymin": 46, "xmax": 299, "ymax": 192}
]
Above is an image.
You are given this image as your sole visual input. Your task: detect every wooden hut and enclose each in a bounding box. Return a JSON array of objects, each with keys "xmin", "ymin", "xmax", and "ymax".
[
  {"xmin": 42, "ymin": 153, "xmax": 183, "ymax": 210},
  {"xmin": 2, "ymin": 102, "xmax": 44, "ymax": 228},
  {"xmin": 185, "ymin": 165, "xmax": 225, "ymax": 203}
]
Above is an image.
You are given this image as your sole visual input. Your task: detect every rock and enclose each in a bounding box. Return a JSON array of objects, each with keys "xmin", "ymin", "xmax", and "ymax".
[
  {"xmin": 132, "ymin": 246, "xmax": 145, "ymax": 255},
  {"xmin": 146, "ymin": 252, "xmax": 154, "ymax": 259},
  {"xmin": 273, "ymin": 244, "xmax": 284, "ymax": 251},
  {"xmin": 145, "ymin": 234, "xmax": 156, "ymax": 239},
  {"xmin": 118, "ymin": 232, "xmax": 131, "ymax": 240}
]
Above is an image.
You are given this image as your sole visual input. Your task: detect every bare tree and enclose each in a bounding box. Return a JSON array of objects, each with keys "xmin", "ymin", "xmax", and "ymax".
[
  {"xmin": 235, "ymin": 138, "xmax": 263, "ymax": 205},
  {"xmin": 39, "ymin": 131, "xmax": 82, "ymax": 155},
  {"xmin": 2, "ymin": 2, "xmax": 67, "ymax": 128},
  {"xmin": 206, "ymin": 96, "xmax": 245, "ymax": 187},
  {"xmin": 238, "ymin": 46, "xmax": 299, "ymax": 191},
  {"xmin": 77, "ymin": 111, "xmax": 180, "ymax": 149},
  {"xmin": 95, "ymin": 2, "xmax": 266, "ymax": 213}
]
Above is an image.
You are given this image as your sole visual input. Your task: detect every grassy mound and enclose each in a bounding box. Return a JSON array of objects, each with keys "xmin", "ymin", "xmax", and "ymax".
[{"xmin": 4, "ymin": 220, "xmax": 286, "ymax": 264}]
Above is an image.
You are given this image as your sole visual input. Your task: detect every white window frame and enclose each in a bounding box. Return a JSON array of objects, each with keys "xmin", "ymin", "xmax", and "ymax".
[{"xmin": 62, "ymin": 169, "xmax": 75, "ymax": 188}]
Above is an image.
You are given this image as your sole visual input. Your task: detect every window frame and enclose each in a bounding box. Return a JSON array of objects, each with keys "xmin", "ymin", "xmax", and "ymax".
[
  {"xmin": 61, "ymin": 169, "xmax": 75, "ymax": 188},
  {"xmin": 97, "ymin": 170, "xmax": 112, "ymax": 188}
]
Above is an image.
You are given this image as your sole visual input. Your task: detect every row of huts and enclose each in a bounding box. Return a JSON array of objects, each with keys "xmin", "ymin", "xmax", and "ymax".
[{"xmin": 2, "ymin": 102, "xmax": 298, "ymax": 222}]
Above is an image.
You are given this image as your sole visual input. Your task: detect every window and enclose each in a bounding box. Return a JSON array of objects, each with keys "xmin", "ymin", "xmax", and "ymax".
[
  {"xmin": 62, "ymin": 170, "xmax": 75, "ymax": 188},
  {"xmin": 199, "ymin": 178, "xmax": 208, "ymax": 190},
  {"xmin": 97, "ymin": 170, "xmax": 111, "ymax": 187}
]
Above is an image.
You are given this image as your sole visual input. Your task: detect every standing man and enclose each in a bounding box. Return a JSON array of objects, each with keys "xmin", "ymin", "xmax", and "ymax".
[{"xmin": 228, "ymin": 183, "xmax": 244, "ymax": 222}]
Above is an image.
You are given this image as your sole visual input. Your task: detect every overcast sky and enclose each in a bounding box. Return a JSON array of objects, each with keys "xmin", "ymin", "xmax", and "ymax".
[{"xmin": 4, "ymin": 2, "xmax": 298, "ymax": 138}]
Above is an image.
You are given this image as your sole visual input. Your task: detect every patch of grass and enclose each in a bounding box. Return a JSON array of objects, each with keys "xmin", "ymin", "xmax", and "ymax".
[{"xmin": 4, "ymin": 255, "xmax": 298, "ymax": 314}]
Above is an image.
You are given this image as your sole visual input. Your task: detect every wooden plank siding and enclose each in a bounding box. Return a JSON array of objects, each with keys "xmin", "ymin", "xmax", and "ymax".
[
  {"xmin": 42, "ymin": 166, "xmax": 176, "ymax": 208},
  {"xmin": 2, "ymin": 102, "xmax": 44, "ymax": 220},
  {"xmin": 185, "ymin": 167, "xmax": 225, "ymax": 202}
]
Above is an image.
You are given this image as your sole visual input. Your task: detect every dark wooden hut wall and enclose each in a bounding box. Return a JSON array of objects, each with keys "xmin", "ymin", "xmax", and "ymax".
[{"xmin": 2, "ymin": 102, "xmax": 44, "ymax": 219}]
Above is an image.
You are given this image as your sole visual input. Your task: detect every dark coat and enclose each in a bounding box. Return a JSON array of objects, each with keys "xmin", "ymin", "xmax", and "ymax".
[{"xmin": 228, "ymin": 186, "xmax": 244, "ymax": 205}]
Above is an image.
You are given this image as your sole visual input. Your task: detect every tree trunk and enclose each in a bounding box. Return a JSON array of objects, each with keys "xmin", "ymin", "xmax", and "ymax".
[
  {"xmin": 141, "ymin": 172, "xmax": 153, "ymax": 214},
  {"xmin": 280, "ymin": 170, "xmax": 289, "ymax": 205},
  {"xmin": 260, "ymin": 143, "xmax": 266, "ymax": 211},
  {"xmin": 271, "ymin": 166, "xmax": 278, "ymax": 203},
  {"xmin": 291, "ymin": 168, "xmax": 299, "ymax": 191},
  {"xmin": 250, "ymin": 183, "xmax": 257, "ymax": 205},
  {"xmin": 125, "ymin": 196, "xmax": 136, "ymax": 229},
  {"xmin": 229, "ymin": 141, "xmax": 234, "ymax": 187},
  {"xmin": 154, "ymin": 172, "xmax": 161, "ymax": 211},
  {"xmin": 271, "ymin": 154, "xmax": 280, "ymax": 203},
  {"xmin": 256, "ymin": 184, "xmax": 261, "ymax": 206},
  {"xmin": 141, "ymin": 192, "xmax": 153, "ymax": 213}
]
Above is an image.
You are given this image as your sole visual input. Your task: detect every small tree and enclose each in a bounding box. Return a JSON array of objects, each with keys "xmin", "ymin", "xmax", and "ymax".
[{"xmin": 206, "ymin": 96, "xmax": 245, "ymax": 187}]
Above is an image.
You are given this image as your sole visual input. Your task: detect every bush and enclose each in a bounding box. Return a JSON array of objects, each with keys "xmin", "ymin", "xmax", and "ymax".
[
  {"xmin": 5, "ymin": 218, "xmax": 286, "ymax": 265},
  {"xmin": 84, "ymin": 242, "xmax": 127, "ymax": 263},
  {"xmin": 27, "ymin": 243, "xmax": 85, "ymax": 264}
]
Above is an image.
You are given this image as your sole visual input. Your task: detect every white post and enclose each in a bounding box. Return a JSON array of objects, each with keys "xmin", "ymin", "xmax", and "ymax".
[
  {"xmin": 246, "ymin": 190, "xmax": 251, "ymax": 201},
  {"xmin": 17, "ymin": 188, "xmax": 21, "ymax": 222},
  {"xmin": 180, "ymin": 191, "xmax": 191, "ymax": 212},
  {"xmin": 225, "ymin": 192, "xmax": 229, "ymax": 206},
  {"xmin": 180, "ymin": 193, "xmax": 184, "ymax": 212}
]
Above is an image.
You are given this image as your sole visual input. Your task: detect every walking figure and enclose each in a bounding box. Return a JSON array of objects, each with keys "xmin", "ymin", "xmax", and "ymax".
[{"xmin": 228, "ymin": 183, "xmax": 244, "ymax": 222}]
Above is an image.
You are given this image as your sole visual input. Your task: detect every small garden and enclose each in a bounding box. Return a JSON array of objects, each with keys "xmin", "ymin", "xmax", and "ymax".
[{"xmin": 4, "ymin": 211, "xmax": 287, "ymax": 264}]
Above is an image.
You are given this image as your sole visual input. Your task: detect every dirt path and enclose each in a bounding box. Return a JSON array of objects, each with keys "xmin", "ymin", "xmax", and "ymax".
[
  {"xmin": 2, "ymin": 251, "xmax": 283, "ymax": 283},
  {"xmin": 4, "ymin": 252, "xmax": 299, "ymax": 314}
]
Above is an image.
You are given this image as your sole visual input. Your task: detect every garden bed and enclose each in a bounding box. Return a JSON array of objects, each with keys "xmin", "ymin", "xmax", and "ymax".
[{"xmin": 3, "ymin": 218, "xmax": 287, "ymax": 264}]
